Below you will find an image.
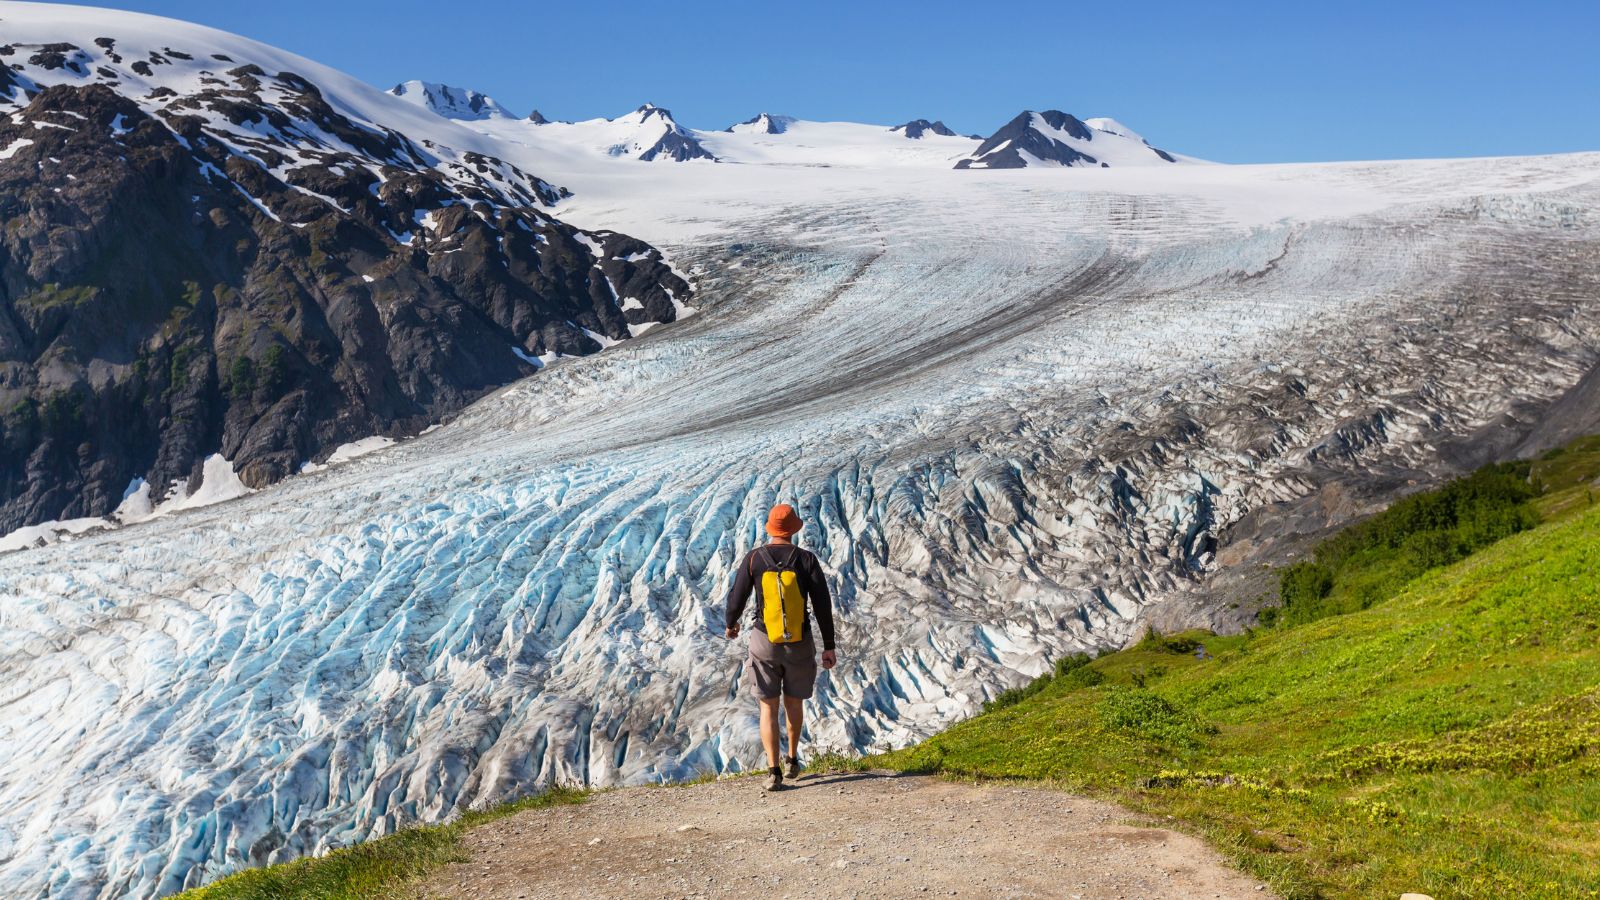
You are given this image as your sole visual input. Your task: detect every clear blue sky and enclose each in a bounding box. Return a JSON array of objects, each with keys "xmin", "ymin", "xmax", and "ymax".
[{"xmin": 68, "ymin": 0, "xmax": 1600, "ymax": 163}]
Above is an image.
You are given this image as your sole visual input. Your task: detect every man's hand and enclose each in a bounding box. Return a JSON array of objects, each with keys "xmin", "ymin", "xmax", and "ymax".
[
  {"xmin": 821, "ymin": 649, "xmax": 837, "ymax": 670},
  {"xmin": 725, "ymin": 625, "xmax": 739, "ymax": 639}
]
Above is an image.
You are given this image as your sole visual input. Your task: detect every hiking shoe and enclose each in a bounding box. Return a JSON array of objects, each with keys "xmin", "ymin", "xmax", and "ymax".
[
  {"xmin": 785, "ymin": 756, "xmax": 803, "ymax": 780},
  {"xmin": 765, "ymin": 767, "xmax": 784, "ymax": 792}
]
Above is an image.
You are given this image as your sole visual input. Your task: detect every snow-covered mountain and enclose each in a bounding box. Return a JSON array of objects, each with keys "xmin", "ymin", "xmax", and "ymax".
[
  {"xmin": 725, "ymin": 112, "xmax": 795, "ymax": 134},
  {"xmin": 380, "ymin": 86, "xmax": 1168, "ymax": 172},
  {"xmin": 5, "ymin": 4, "xmax": 1600, "ymax": 900},
  {"xmin": 891, "ymin": 118, "xmax": 959, "ymax": 139},
  {"xmin": 387, "ymin": 79, "xmax": 516, "ymax": 120},
  {"xmin": 956, "ymin": 109, "xmax": 1185, "ymax": 168},
  {"xmin": 527, "ymin": 103, "xmax": 717, "ymax": 162},
  {"xmin": 420, "ymin": 93, "xmax": 982, "ymax": 170},
  {"xmin": 695, "ymin": 117, "xmax": 977, "ymax": 168}
]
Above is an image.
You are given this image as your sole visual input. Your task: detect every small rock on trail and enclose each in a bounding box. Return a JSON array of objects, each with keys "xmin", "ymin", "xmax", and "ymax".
[{"xmin": 415, "ymin": 771, "xmax": 1274, "ymax": 899}]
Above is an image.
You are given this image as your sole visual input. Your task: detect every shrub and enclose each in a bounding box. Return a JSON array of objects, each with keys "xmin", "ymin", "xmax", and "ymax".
[
  {"xmin": 1053, "ymin": 653, "xmax": 1092, "ymax": 678},
  {"xmin": 1280, "ymin": 561, "xmax": 1333, "ymax": 609},
  {"xmin": 983, "ymin": 672, "xmax": 1053, "ymax": 713},
  {"xmin": 41, "ymin": 390, "xmax": 87, "ymax": 443},
  {"xmin": 5, "ymin": 399, "xmax": 40, "ymax": 441},
  {"xmin": 169, "ymin": 345, "xmax": 194, "ymax": 390},
  {"xmin": 1063, "ymin": 666, "xmax": 1105, "ymax": 689},
  {"xmin": 1099, "ymin": 687, "xmax": 1213, "ymax": 748},
  {"xmin": 229, "ymin": 356, "xmax": 256, "ymax": 400},
  {"xmin": 1272, "ymin": 462, "xmax": 1538, "ymax": 627},
  {"xmin": 259, "ymin": 345, "xmax": 289, "ymax": 397}
]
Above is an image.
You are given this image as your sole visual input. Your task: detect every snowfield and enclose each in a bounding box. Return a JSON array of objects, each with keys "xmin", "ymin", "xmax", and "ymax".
[{"xmin": 3, "ymin": 4, "xmax": 1600, "ymax": 898}]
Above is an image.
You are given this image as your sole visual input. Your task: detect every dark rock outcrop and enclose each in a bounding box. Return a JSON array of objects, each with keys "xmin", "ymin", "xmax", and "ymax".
[
  {"xmin": 632, "ymin": 105, "xmax": 715, "ymax": 161},
  {"xmin": 955, "ymin": 110, "xmax": 1181, "ymax": 169},
  {"xmin": 956, "ymin": 110, "xmax": 1098, "ymax": 169},
  {"xmin": 891, "ymin": 118, "xmax": 958, "ymax": 139},
  {"xmin": 387, "ymin": 80, "xmax": 512, "ymax": 120},
  {"xmin": 725, "ymin": 113, "xmax": 794, "ymax": 135},
  {"xmin": 0, "ymin": 60, "xmax": 24, "ymax": 99}
]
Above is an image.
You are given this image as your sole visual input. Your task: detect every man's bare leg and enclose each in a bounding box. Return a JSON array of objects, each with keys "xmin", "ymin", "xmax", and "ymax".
[
  {"xmin": 758, "ymin": 697, "xmax": 782, "ymax": 769},
  {"xmin": 782, "ymin": 696, "xmax": 805, "ymax": 762}
]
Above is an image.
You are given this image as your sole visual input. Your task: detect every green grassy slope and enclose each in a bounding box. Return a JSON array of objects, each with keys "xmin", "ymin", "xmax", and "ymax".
[{"xmin": 862, "ymin": 440, "xmax": 1600, "ymax": 899}]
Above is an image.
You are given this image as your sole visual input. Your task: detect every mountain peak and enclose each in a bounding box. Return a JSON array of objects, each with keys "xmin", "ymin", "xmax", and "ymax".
[
  {"xmin": 955, "ymin": 109, "xmax": 1180, "ymax": 169},
  {"xmin": 726, "ymin": 112, "xmax": 797, "ymax": 135},
  {"xmin": 891, "ymin": 118, "xmax": 960, "ymax": 140},
  {"xmin": 603, "ymin": 104, "xmax": 714, "ymax": 161},
  {"xmin": 389, "ymin": 80, "xmax": 515, "ymax": 121},
  {"xmin": 634, "ymin": 103, "xmax": 676, "ymax": 121}
]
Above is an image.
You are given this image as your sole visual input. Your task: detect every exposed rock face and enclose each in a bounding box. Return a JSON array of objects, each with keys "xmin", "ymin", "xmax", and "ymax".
[
  {"xmin": 630, "ymin": 105, "xmax": 716, "ymax": 161},
  {"xmin": 726, "ymin": 112, "xmax": 795, "ymax": 135},
  {"xmin": 0, "ymin": 54, "xmax": 25, "ymax": 97},
  {"xmin": 387, "ymin": 79, "xmax": 515, "ymax": 120},
  {"xmin": 958, "ymin": 110, "xmax": 1094, "ymax": 168},
  {"xmin": 891, "ymin": 118, "xmax": 958, "ymax": 139},
  {"xmin": 956, "ymin": 109, "xmax": 1180, "ymax": 169},
  {"xmin": 0, "ymin": 72, "xmax": 689, "ymax": 534}
]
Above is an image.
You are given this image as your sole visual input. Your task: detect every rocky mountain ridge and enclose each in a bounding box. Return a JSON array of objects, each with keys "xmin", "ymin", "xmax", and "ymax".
[
  {"xmin": 891, "ymin": 118, "xmax": 960, "ymax": 139},
  {"xmin": 725, "ymin": 111, "xmax": 795, "ymax": 134},
  {"xmin": 387, "ymin": 79, "xmax": 515, "ymax": 120},
  {"xmin": 384, "ymin": 79, "xmax": 1186, "ymax": 169},
  {"xmin": 957, "ymin": 109, "xmax": 1182, "ymax": 168},
  {"xmin": 0, "ymin": 14, "xmax": 693, "ymax": 539}
]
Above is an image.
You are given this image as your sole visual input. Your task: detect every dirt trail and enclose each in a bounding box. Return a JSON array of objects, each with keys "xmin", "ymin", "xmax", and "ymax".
[{"xmin": 417, "ymin": 771, "xmax": 1274, "ymax": 899}]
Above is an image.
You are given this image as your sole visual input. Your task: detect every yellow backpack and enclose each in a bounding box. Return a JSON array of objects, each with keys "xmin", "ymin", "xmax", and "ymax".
[{"xmin": 756, "ymin": 546, "xmax": 807, "ymax": 644}]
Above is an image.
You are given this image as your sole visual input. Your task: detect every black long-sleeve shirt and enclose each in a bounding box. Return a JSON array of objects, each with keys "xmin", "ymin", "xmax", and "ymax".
[{"xmin": 724, "ymin": 543, "xmax": 836, "ymax": 650}]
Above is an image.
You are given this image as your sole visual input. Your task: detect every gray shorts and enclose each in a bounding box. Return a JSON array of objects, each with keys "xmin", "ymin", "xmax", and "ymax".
[{"xmin": 744, "ymin": 630, "xmax": 818, "ymax": 700}]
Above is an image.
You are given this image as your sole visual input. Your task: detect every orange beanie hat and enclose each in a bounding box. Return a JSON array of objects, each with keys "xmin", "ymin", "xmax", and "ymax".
[{"xmin": 765, "ymin": 503, "xmax": 805, "ymax": 538}]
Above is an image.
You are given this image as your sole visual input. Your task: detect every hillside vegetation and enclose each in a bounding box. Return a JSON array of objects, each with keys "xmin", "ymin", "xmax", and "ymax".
[{"xmin": 862, "ymin": 436, "xmax": 1600, "ymax": 899}]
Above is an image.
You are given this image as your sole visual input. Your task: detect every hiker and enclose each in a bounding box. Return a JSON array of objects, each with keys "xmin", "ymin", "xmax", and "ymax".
[{"xmin": 725, "ymin": 503, "xmax": 837, "ymax": 791}]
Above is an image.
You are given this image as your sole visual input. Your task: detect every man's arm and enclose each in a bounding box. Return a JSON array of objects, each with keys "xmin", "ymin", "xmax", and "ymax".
[
  {"xmin": 805, "ymin": 552, "xmax": 837, "ymax": 653},
  {"xmin": 725, "ymin": 553, "xmax": 753, "ymax": 637}
]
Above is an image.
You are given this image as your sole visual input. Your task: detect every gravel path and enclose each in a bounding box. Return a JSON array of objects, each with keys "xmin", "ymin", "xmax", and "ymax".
[{"xmin": 417, "ymin": 771, "xmax": 1274, "ymax": 899}]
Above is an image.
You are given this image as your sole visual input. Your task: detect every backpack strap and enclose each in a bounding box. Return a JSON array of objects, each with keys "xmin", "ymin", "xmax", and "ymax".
[{"xmin": 751, "ymin": 544, "xmax": 805, "ymax": 576}]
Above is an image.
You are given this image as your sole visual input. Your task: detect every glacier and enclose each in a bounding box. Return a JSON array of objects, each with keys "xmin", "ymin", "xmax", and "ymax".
[
  {"xmin": 3, "ymin": 150, "xmax": 1598, "ymax": 897},
  {"xmin": 3, "ymin": 5, "xmax": 1600, "ymax": 898}
]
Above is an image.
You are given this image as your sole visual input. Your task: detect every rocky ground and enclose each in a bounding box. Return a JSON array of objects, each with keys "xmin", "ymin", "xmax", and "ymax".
[{"xmin": 417, "ymin": 773, "xmax": 1272, "ymax": 899}]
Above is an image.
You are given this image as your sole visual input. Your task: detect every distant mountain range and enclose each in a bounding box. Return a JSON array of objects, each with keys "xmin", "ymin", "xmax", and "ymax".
[{"xmin": 386, "ymin": 81, "xmax": 1192, "ymax": 170}]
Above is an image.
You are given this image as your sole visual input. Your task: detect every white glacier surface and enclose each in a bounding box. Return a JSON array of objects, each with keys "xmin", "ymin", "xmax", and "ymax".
[{"xmin": 3, "ymin": 148, "xmax": 1598, "ymax": 898}]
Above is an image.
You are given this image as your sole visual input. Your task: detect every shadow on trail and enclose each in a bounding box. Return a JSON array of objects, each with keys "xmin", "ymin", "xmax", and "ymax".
[{"xmin": 783, "ymin": 771, "xmax": 906, "ymax": 790}]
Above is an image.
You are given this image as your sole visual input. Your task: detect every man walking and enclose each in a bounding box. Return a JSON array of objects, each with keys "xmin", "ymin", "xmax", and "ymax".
[{"xmin": 725, "ymin": 503, "xmax": 837, "ymax": 791}]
